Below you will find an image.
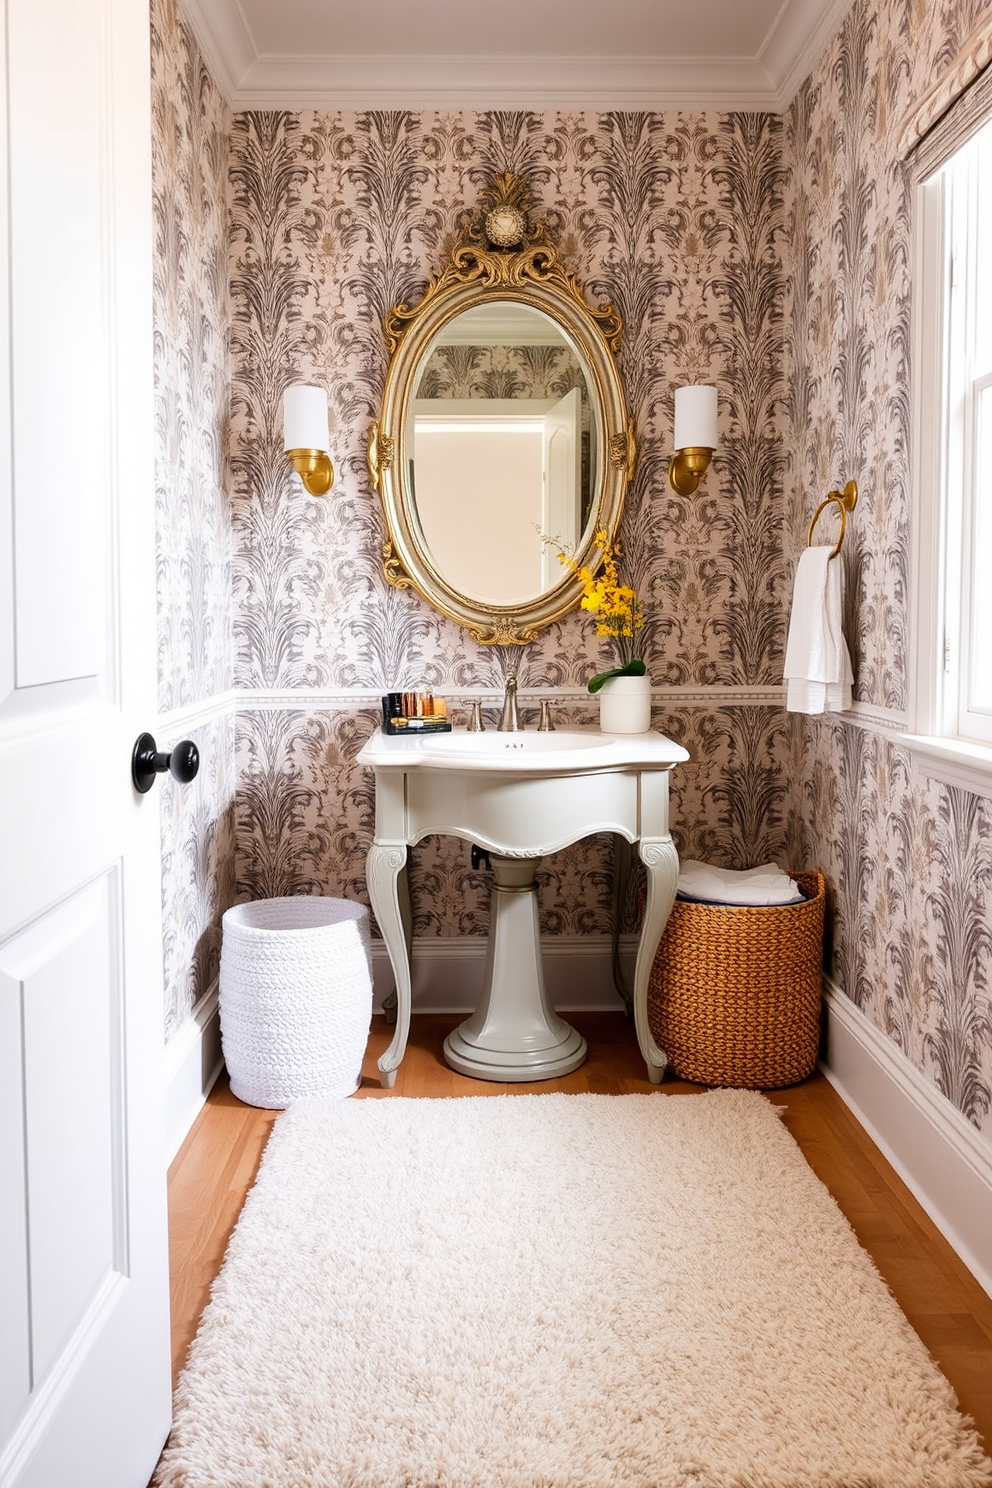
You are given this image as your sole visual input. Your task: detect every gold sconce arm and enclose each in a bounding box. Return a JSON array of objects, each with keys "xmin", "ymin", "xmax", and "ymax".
[
  {"xmin": 288, "ymin": 447, "xmax": 334, "ymax": 497},
  {"xmin": 668, "ymin": 446, "xmax": 714, "ymax": 496}
]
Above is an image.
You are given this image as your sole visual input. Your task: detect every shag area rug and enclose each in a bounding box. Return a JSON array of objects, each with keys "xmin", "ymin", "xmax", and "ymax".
[{"xmin": 156, "ymin": 1091, "xmax": 992, "ymax": 1488}]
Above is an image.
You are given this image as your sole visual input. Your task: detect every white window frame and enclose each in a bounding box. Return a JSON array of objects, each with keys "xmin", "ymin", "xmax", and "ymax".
[{"xmin": 906, "ymin": 115, "xmax": 992, "ymax": 796}]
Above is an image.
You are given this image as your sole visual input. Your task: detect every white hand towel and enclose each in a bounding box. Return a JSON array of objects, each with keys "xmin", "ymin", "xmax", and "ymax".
[
  {"xmin": 783, "ymin": 545, "xmax": 853, "ymax": 714},
  {"xmin": 677, "ymin": 860, "xmax": 805, "ymax": 906}
]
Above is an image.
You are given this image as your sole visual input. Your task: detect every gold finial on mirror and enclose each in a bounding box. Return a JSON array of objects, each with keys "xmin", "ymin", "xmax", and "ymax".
[{"xmin": 476, "ymin": 172, "xmax": 536, "ymax": 251}]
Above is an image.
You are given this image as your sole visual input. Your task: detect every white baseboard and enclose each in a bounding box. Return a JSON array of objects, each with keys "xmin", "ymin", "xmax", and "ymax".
[
  {"xmin": 162, "ymin": 937, "xmax": 633, "ymax": 1160},
  {"xmin": 821, "ymin": 981, "xmax": 992, "ymax": 1299},
  {"xmin": 163, "ymin": 983, "xmax": 224, "ymax": 1166},
  {"xmin": 162, "ymin": 958, "xmax": 992, "ymax": 1303},
  {"xmin": 371, "ymin": 933, "xmax": 634, "ymax": 1015}
]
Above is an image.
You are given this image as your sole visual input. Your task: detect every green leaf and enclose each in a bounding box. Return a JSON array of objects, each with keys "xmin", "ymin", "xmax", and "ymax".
[{"xmin": 587, "ymin": 659, "xmax": 646, "ymax": 694}]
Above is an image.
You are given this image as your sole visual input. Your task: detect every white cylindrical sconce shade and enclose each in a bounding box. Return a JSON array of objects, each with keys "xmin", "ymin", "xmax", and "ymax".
[
  {"xmin": 673, "ymin": 385, "xmax": 718, "ymax": 450},
  {"xmin": 283, "ymin": 384, "xmax": 329, "ymax": 452}
]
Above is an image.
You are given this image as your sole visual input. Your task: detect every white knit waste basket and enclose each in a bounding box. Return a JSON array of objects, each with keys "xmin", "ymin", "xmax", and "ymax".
[{"xmin": 219, "ymin": 896, "xmax": 373, "ymax": 1107}]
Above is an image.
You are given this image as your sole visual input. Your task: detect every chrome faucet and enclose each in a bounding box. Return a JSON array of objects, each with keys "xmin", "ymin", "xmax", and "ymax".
[{"xmin": 497, "ymin": 675, "xmax": 523, "ymax": 732}]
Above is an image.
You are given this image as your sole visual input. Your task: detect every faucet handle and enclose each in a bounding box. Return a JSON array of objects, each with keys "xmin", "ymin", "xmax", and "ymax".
[
  {"xmin": 467, "ymin": 700, "xmax": 485, "ymax": 732},
  {"xmin": 537, "ymin": 700, "xmax": 556, "ymax": 732}
]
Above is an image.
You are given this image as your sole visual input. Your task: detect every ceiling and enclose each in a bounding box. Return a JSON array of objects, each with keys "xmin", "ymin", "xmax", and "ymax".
[{"xmin": 180, "ymin": 0, "xmax": 854, "ymax": 113}]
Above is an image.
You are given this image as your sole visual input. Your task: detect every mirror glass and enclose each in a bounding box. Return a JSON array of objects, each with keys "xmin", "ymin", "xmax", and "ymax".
[{"xmin": 407, "ymin": 304, "xmax": 597, "ymax": 607}]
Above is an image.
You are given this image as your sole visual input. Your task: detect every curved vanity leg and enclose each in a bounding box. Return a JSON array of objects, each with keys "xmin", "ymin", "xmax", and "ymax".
[
  {"xmin": 610, "ymin": 834, "xmax": 634, "ymax": 1018},
  {"xmin": 366, "ymin": 843, "xmax": 413, "ymax": 1088},
  {"xmin": 633, "ymin": 837, "xmax": 680, "ymax": 1084}
]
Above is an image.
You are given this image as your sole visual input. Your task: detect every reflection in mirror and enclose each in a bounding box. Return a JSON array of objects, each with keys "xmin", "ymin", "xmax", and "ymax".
[{"xmin": 407, "ymin": 304, "xmax": 596, "ymax": 607}]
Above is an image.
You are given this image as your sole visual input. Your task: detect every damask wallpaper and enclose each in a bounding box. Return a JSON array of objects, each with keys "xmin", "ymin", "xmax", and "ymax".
[
  {"xmin": 227, "ymin": 107, "xmax": 788, "ymax": 695},
  {"xmin": 785, "ymin": 0, "xmax": 992, "ymax": 1136},
  {"xmin": 417, "ymin": 341, "xmax": 585, "ymax": 402},
  {"xmin": 227, "ymin": 106, "xmax": 792, "ymax": 942},
  {"xmin": 151, "ymin": 0, "xmax": 236, "ymax": 1039},
  {"xmin": 150, "ymin": 0, "xmax": 992, "ymax": 1144}
]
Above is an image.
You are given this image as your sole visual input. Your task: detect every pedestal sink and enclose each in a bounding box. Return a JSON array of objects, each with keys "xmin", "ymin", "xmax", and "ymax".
[
  {"xmin": 441, "ymin": 850, "xmax": 588, "ymax": 1081},
  {"xmin": 357, "ymin": 725, "xmax": 689, "ymax": 1088}
]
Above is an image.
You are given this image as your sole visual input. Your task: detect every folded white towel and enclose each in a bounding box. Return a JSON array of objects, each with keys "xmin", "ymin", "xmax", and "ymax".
[
  {"xmin": 677, "ymin": 860, "xmax": 805, "ymax": 906},
  {"xmin": 783, "ymin": 545, "xmax": 854, "ymax": 714}
]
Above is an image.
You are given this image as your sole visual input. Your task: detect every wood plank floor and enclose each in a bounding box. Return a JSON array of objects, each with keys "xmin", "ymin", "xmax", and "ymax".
[{"xmin": 163, "ymin": 1011, "xmax": 992, "ymax": 1464}]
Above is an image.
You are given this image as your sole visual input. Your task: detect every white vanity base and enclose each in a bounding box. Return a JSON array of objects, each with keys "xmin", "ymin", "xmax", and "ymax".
[
  {"xmin": 441, "ymin": 854, "xmax": 587, "ymax": 1081},
  {"xmin": 357, "ymin": 728, "xmax": 689, "ymax": 1088}
]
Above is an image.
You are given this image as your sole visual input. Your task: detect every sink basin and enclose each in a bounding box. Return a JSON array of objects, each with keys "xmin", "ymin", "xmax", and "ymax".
[{"xmin": 420, "ymin": 729, "xmax": 612, "ymax": 758}]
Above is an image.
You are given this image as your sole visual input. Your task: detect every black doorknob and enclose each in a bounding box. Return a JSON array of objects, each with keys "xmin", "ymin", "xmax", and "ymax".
[{"xmin": 131, "ymin": 733, "xmax": 200, "ymax": 794}]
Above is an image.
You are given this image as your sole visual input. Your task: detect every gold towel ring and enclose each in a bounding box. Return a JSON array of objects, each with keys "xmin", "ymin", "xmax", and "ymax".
[{"xmin": 807, "ymin": 479, "xmax": 858, "ymax": 559}]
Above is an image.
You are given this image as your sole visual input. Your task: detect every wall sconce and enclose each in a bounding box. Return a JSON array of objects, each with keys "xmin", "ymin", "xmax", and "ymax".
[
  {"xmin": 668, "ymin": 385, "xmax": 718, "ymax": 495},
  {"xmin": 283, "ymin": 384, "xmax": 334, "ymax": 496}
]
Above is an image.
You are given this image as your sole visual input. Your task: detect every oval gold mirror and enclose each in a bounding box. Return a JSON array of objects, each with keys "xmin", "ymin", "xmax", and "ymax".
[{"xmin": 367, "ymin": 174, "xmax": 636, "ymax": 645}]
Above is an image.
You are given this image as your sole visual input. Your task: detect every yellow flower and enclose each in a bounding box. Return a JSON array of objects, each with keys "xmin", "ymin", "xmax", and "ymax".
[{"xmin": 542, "ymin": 528, "xmax": 644, "ymax": 672}]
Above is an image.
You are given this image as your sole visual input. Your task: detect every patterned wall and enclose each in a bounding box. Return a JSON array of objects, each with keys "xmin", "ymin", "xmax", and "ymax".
[
  {"xmin": 226, "ymin": 108, "xmax": 793, "ymax": 938},
  {"xmin": 227, "ymin": 109, "xmax": 791, "ymax": 695},
  {"xmin": 417, "ymin": 341, "xmax": 585, "ymax": 401},
  {"xmin": 151, "ymin": 0, "xmax": 236, "ymax": 1039},
  {"xmin": 151, "ymin": 0, "xmax": 992, "ymax": 1143},
  {"xmin": 785, "ymin": 0, "xmax": 992, "ymax": 1136}
]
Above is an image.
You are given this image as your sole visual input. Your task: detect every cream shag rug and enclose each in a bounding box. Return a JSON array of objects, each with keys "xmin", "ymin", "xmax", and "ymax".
[{"xmin": 156, "ymin": 1091, "xmax": 992, "ymax": 1488}]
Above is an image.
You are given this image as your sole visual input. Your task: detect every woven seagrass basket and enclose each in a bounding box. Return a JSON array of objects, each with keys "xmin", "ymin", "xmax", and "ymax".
[{"xmin": 646, "ymin": 870, "xmax": 826, "ymax": 1089}]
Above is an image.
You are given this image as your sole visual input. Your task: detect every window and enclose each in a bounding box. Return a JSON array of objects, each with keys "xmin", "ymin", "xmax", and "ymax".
[{"xmin": 913, "ymin": 113, "xmax": 992, "ymax": 764}]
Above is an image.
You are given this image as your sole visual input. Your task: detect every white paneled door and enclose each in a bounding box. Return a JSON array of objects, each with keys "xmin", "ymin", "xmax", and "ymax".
[{"xmin": 0, "ymin": 1, "xmax": 172, "ymax": 1486}]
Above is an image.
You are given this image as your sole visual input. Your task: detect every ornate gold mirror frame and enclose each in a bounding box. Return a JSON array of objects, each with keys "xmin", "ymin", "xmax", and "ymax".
[{"xmin": 367, "ymin": 174, "xmax": 636, "ymax": 646}]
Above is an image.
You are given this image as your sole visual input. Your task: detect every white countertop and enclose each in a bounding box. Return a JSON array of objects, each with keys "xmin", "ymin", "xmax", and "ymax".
[{"xmin": 357, "ymin": 726, "xmax": 689, "ymax": 773}]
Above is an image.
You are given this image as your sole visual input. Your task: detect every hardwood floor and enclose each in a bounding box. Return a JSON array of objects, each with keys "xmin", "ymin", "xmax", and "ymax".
[{"xmin": 164, "ymin": 1011, "xmax": 992, "ymax": 1458}]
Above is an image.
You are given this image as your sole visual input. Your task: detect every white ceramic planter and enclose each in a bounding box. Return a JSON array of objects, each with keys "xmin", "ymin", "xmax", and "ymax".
[{"xmin": 598, "ymin": 673, "xmax": 652, "ymax": 733}]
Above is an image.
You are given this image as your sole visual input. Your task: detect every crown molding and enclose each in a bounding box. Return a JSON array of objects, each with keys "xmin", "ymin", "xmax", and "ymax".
[
  {"xmin": 179, "ymin": 0, "xmax": 255, "ymax": 103},
  {"xmin": 208, "ymin": 55, "xmax": 782, "ymax": 113},
  {"xmin": 179, "ymin": 0, "xmax": 854, "ymax": 115},
  {"xmin": 759, "ymin": 0, "xmax": 854, "ymax": 109}
]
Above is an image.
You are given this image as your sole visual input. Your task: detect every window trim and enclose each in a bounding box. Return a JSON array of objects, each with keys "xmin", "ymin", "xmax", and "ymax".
[
  {"xmin": 903, "ymin": 127, "xmax": 992, "ymax": 795},
  {"xmin": 959, "ymin": 369, "xmax": 992, "ymax": 741},
  {"xmin": 908, "ymin": 167, "xmax": 948, "ymax": 740}
]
